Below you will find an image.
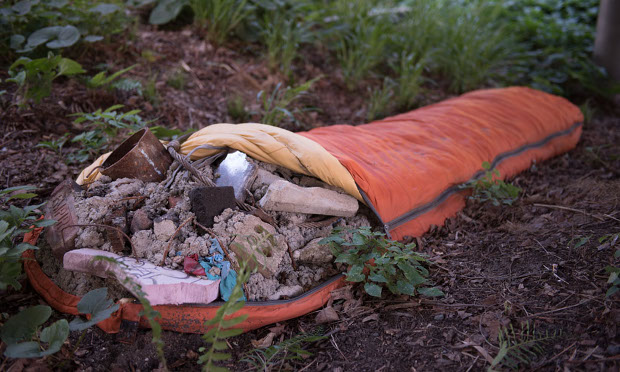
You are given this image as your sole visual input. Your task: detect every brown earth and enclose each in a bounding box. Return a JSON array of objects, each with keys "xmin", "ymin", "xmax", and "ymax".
[{"xmin": 0, "ymin": 26, "xmax": 618, "ymax": 372}]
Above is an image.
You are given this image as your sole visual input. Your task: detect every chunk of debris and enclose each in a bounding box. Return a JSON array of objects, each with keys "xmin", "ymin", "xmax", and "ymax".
[
  {"xmin": 215, "ymin": 151, "xmax": 258, "ymax": 200},
  {"xmin": 259, "ymin": 180, "xmax": 359, "ymax": 217},
  {"xmin": 267, "ymin": 285, "xmax": 303, "ymax": 300},
  {"xmin": 130, "ymin": 209, "xmax": 153, "ymax": 233},
  {"xmin": 63, "ymin": 248, "xmax": 220, "ymax": 305},
  {"xmin": 153, "ymin": 217, "xmax": 177, "ymax": 241},
  {"xmin": 190, "ymin": 186, "xmax": 236, "ymax": 227},
  {"xmin": 293, "ymin": 238, "xmax": 333, "ymax": 264},
  {"xmin": 44, "ymin": 179, "xmax": 82, "ymax": 259},
  {"xmin": 227, "ymin": 215, "xmax": 288, "ymax": 278}
]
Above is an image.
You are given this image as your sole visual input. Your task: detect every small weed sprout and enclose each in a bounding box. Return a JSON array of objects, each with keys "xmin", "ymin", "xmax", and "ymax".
[
  {"xmin": 166, "ymin": 69, "xmax": 188, "ymax": 90},
  {"xmin": 366, "ymin": 78, "xmax": 395, "ymax": 121},
  {"xmin": 242, "ymin": 327, "xmax": 326, "ymax": 370},
  {"xmin": 36, "ymin": 134, "xmax": 69, "ymax": 156},
  {"xmin": 320, "ymin": 227, "xmax": 443, "ymax": 298},
  {"xmin": 256, "ymin": 77, "xmax": 320, "ymax": 128},
  {"xmin": 69, "ymin": 105, "xmax": 151, "ymax": 163},
  {"xmin": 86, "ymin": 65, "xmax": 136, "ymax": 90},
  {"xmin": 227, "ymin": 95, "xmax": 248, "ymax": 122},
  {"xmin": 600, "ymin": 233, "xmax": 619, "ymax": 297},
  {"xmin": 460, "ymin": 162, "xmax": 522, "ymax": 206},
  {"xmin": 489, "ymin": 321, "xmax": 561, "ymax": 371},
  {"xmin": 190, "ymin": 0, "xmax": 251, "ymax": 45}
]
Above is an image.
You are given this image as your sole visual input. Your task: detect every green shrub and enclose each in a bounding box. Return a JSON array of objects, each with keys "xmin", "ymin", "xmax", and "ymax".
[
  {"xmin": 256, "ymin": 76, "xmax": 320, "ymax": 128},
  {"xmin": 320, "ymin": 227, "xmax": 443, "ymax": 298}
]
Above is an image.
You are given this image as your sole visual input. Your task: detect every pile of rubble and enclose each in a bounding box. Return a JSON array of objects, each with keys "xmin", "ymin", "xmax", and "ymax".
[{"xmin": 39, "ymin": 146, "xmax": 373, "ymax": 305}]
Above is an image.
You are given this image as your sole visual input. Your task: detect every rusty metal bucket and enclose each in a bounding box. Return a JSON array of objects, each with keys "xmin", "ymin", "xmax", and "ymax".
[{"xmin": 101, "ymin": 128, "xmax": 173, "ymax": 182}]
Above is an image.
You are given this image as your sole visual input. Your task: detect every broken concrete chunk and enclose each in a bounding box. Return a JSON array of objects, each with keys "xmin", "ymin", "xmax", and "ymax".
[
  {"xmin": 259, "ymin": 180, "xmax": 359, "ymax": 217},
  {"xmin": 63, "ymin": 248, "xmax": 220, "ymax": 306},
  {"xmin": 253, "ymin": 168, "xmax": 285, "ymax": 188},
  {"xmin": 215, "ymin": 151, "xmax": 258, "ymax": 200},
  {"xmin": 105, "ymin": 206, "xmax": 127, "ymax": 253},
  {"xmin": 293, "ymin": 238, "xmax": 334, "ymax": 264},
  {"xmin": 130, "ymin": 209, "xmax": 153, "ymax": 233},
  {"xmin": 190, "ymin": 186, "xmax": 236, "ymax": 228},
  {"xmin": 44, "ymin": 180, "xmax": 82, "ymax": 259},
  {"xmin": 153, "ymin": 218, "xmax": 177, "ymax": 241},
  {"xmin": 267, "ymin": 285, "xmax": 303, "ymax": 300},
  {"xmin": 227, "ymin": 215, "xmax": 287, "ymax": 278}
]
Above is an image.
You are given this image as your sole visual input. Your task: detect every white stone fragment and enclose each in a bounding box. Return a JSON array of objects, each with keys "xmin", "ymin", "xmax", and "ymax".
[{"xmin": 259, "ymin": 180, "xmax": 358, "ymax": 217}]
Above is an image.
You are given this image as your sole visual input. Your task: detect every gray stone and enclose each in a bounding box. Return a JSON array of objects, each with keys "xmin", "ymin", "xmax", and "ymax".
[
  {"xmin": 253, "ymin": 168, "xmax": 284, "ymax": 188},
  {"xmin": 215, "ymin": 151, "xmax": 258, "ymax": 200},
  {"xmin": 293, "ymin": 238, "xmax": 333, "ymax": 264},
  {"xmin": 267, "ymin": 285, "xmax": 303, "ymax": 300},
  {"xmin": 259, "ymin": 180, "xmax": 359, "ymax": 217}
]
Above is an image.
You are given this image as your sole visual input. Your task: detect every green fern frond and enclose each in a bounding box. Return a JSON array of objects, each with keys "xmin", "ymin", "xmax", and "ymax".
[
  {"xmin": 198, "ymin": 263, "xmax": 250, "ymax": 372},
  {"xmin": 489, "ymin": 322, "xmax": 560, "ymax": 371}
]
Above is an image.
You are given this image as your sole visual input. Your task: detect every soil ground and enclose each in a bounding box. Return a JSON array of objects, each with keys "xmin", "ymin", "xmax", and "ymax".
[{"xmin": 0, "ymin": 27, "xmax": 618, "ymax": 371}]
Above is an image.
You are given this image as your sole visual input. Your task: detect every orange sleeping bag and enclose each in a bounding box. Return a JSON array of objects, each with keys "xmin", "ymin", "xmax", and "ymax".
[
  {"xmin": 24, "ymin": 87, "xmax": 582, "ymax": 334},
  {"xmin": 301, "ymin": 87, "xmax": 582, "ymax": 240}
]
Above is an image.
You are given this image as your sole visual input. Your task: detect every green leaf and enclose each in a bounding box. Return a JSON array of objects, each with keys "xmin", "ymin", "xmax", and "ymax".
[
  {"xmin": 364, "ymin": 282, "xmax": 382, "ymax": 297},
  {"xmin": 0, "ymin": 305, "xmax": 52, "ymax": 345},
  {"xmin": 83, "ymin": 35, "xmax": 104, "ymax": 42},
  {"xmin": 10, "ymin": 34, "xmax": 25, "ymax": 50},
  {"xmin": 368, "ymin": 272, "xmax": 387, "ymax": 283},
  {"xmin": 39, "ymin": 319, "xmax": 69, "ymax": 356},
  {"xmin": 396, "ymin": 279, "xmax": 415, "ymax": 296},
  {"xmin": 57, "ymin": 58, "xmax": 85, "ymax": 76},
  {"xmin": 1, "ymin": 185, "xmax": 36, "ymax": 195},
  {"xmin": 397, "ymin": 261, "xmax": 426, "ymax": 286},
  {"xmin": 0, "ymin": 261, "xmax": 23, "ymax": 291},
  {"xmin": 32, "ymin": 219, "xmax": 56, "ymax": 228},
  {"xmin": 149, "ymin": 0, "xmax": 188, "ymax": 25},
  {"xmin": 418, "ymin": 287, "xmax": 444, "ymax": 297},
  {"xmin": 89, "ymin": 3, "xmax": 120, "ymax": 15},
  {"xmin": 4, "ymin": 342, "xmax": 42, "ymax": 358},
  {"xmin": 69, "ymin": 287, "xmax": 119, "ymax": 331},
  {"xmin": 12, "ymin": 0, "xmax": 32, "ymax": 16},
  {"xmin": 46, "ymin": 26, "xmax": 80, "ymax": 49}
]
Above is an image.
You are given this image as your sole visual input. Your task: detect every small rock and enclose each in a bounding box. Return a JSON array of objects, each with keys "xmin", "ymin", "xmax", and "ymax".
[
  {"xmin": 130, "ymin": 209, "xmax": 153, "ymax": 233},
  {"xmin": 154, "ymin": 218, "xmax": 177, "ymax": 241},
  {"xmin": 190, "ymin": 186, "xmax": 236, "ymax": 227},
  {"xmin": 293, "ymin": 238, "xmax": 333, "ymax": 264},
  {"xmin": 434, "ymin": 313, "xmax": 445, "ymax": 321},
  {"xmin": 168, "ymin": 196, "xmax": 183, "ymax": 209},
  {"xmin": 259, "ymin": 180, "xmax": 358, "ymax": 217},
  {"xmin": 253, "ymin": 168, "xmax": 284, "ymax": 188},
  {"xmin": 267, "ymin": 285, "xmax": 303, "ymax": 300}
]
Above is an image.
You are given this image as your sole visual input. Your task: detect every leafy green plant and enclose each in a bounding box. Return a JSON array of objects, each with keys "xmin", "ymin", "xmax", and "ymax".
[
  {"xmin": 242, "ymin": 327, "xmax": 326, "ymax": 370},
  {"xmin": 256, "ymin": 77, "xmax": 320, "ymax": 128},
  {"xmin": 0, "ymin": 185, "xmax": 55, "ymax": 291},
  {"xmin": 0, "ymin": 287, "xmax": 117, "ymax": 359},
  {"xmin": 320, "ymin": 227, "xmax": 443, "ymax": 298},
  {"xmin": 190, "ymin": 0, "xmax": 251, "ymax": 45},
  {"xmin": 86, "ymin": 65, "xmax": 136, "ymax": 90},
  {"xmin": 198, "ymin": 261, "xmax": 251, "ymax": 372},
  {"xmin": 69, "ymin": 105, "xmax": 151, "ymax": 163},
  {"xmin": 166, "ymin": 68, "xmax": 188, "ymax": 90},
  {"xmin": 6, "ymin": 52, "xmax": 84, "ymax": 104},
  {"xmin": 460, "ymin": 162, "xmax": 522, "ymax": 206},
  {"xmin": 149, "ymin": 126, "xmax": 195, "ymax": 140},
  {"xmin": 600, "ymin": 233, "xmax": 619, "ymax": 297},
  {"xmin": 36, "ymin": 133, "xmax": 69, "ymax": 155},
  {"xmin": 227, "ymin": 95, "xmax": 248, "ymax": 122},
  {"xmin": 389, "ymin": 52, "xmax": 425, "ymax": 110},
  {"xmin": 1, "ymin": 0, "xmax": 129, "ymax": 57},
  {"xmin": 489, "ymin": 322, "xmax": 560, "ymax": 371},
  {"xmin": 366, "ymin": 78, "xmax": 394, "ymax": 121}
]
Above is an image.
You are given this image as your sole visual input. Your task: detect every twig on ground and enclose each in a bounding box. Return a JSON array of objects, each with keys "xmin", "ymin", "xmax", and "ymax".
[
  {"xmin": 533, "ymin": 203, "xmax": 619, "ymax": 222},
  {"xmin": 529, "ymin": 299, "xmax": 592, "ymax": 317},
  {"xmin": 160, "ymin": 216, "xmax": 193, "ymax": 266}
]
